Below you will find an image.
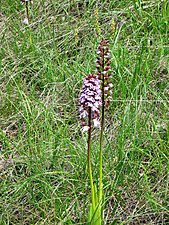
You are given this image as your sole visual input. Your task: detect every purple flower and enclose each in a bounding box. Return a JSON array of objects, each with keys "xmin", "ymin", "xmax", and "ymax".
[{"xmin": 79, "ymin": 74, "xmax": 102, "ymax": 132}]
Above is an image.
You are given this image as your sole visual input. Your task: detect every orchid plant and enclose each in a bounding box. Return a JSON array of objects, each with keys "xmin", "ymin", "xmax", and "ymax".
[{"xmin": 79, "ymin": 39, "xmax": 112, "ymax": 224}]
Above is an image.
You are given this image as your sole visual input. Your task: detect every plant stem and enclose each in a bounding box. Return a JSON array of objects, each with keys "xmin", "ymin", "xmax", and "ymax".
[
  {"xmin": 88, "ymin": 107, "xmax": 95, "ymax": 211},
  {"xmin": 99, "ymin": 103, "xmax": 104, "ymax": 202},
  {"xmin": 99, "ymin": 44, "xmax": 105, "ymax": 207},
  {"xmin": 26, "ymin": 1, "xmax": 32, "ymax": 44}
]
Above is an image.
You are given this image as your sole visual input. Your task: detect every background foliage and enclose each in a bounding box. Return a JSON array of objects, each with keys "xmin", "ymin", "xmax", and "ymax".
[{"xmin": 0, "ymin": 0, "xmax": 168, "ymax": 224}]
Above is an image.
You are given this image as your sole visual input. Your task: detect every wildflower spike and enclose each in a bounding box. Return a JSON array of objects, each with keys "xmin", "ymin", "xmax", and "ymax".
[
  {"xmin": 79, "ymin": 74, "xmax": 102, "ymax": 132},
  {"xmin": 96, "ymin": 38, "xmax": 112, "ymax": 106}
]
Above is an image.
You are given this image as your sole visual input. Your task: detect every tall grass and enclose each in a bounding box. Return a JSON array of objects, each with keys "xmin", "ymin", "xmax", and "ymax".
[{"xmin": 0, "ymin": 0, "xmax": 168, "ymax": 224}]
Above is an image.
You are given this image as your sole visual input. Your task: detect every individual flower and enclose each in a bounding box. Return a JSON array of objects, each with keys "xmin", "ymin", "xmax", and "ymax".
[
  {"xmin": 22, "ymin": 18, "xmax": 29, "ymax": 25},
  {"xmin": 79, "ymin": 74, "xmax": 102, "ymax": 132},
  {"xmin": 96, "ymin": 38, "xmax": 112, "ymax": 106}
]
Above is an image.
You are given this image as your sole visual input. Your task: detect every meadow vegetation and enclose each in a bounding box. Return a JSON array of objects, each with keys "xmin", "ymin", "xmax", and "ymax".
[{"xmin": 0, "ymin": 0, "xmax": 169, "ymax": 224}]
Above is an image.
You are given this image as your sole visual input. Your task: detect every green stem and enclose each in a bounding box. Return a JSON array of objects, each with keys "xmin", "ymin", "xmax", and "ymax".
[
  {"xmin": 88, "ymin": 108, "xmax": 95, "ymax": 211},
  {"xmin": 99, "ymin": 84, "xmax": 104, "ymax": 203},
  {"xmin": 99, "ymin": 44, "xmax": 105, "ymax": 206}
]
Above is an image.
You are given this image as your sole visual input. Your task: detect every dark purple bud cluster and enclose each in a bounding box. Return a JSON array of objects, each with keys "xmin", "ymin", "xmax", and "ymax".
[
  {"xmin": 79, "ymin": 74, "xmax": 102, "ymax": 132},
  {"xmin": 96, "ymin": 39, "xmax": 112, "ymax": 106}
]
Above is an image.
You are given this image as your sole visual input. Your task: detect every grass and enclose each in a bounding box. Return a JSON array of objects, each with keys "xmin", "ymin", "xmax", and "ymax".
[{"xmin": 0, "ymin": 0, "xmax": 169, "ymax": 224}]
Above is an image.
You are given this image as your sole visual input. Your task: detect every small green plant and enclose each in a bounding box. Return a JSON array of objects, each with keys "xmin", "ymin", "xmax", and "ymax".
[
  {"xmin": 79, "ymin": 39, "xmax": 112, "ymax": 224},
  {"xmin": 21, "ymin": 0, "xmax": 33, "ymax": 44}
]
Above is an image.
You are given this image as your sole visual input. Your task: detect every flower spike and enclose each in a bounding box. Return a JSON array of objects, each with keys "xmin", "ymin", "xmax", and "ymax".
[
  {"xmin": 96, "ymin": 38, "xmax": 112, "ymax": 106},
  {"xmin": 79, "ymin": 74, "xmax": 102, "ymax": 132}
]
